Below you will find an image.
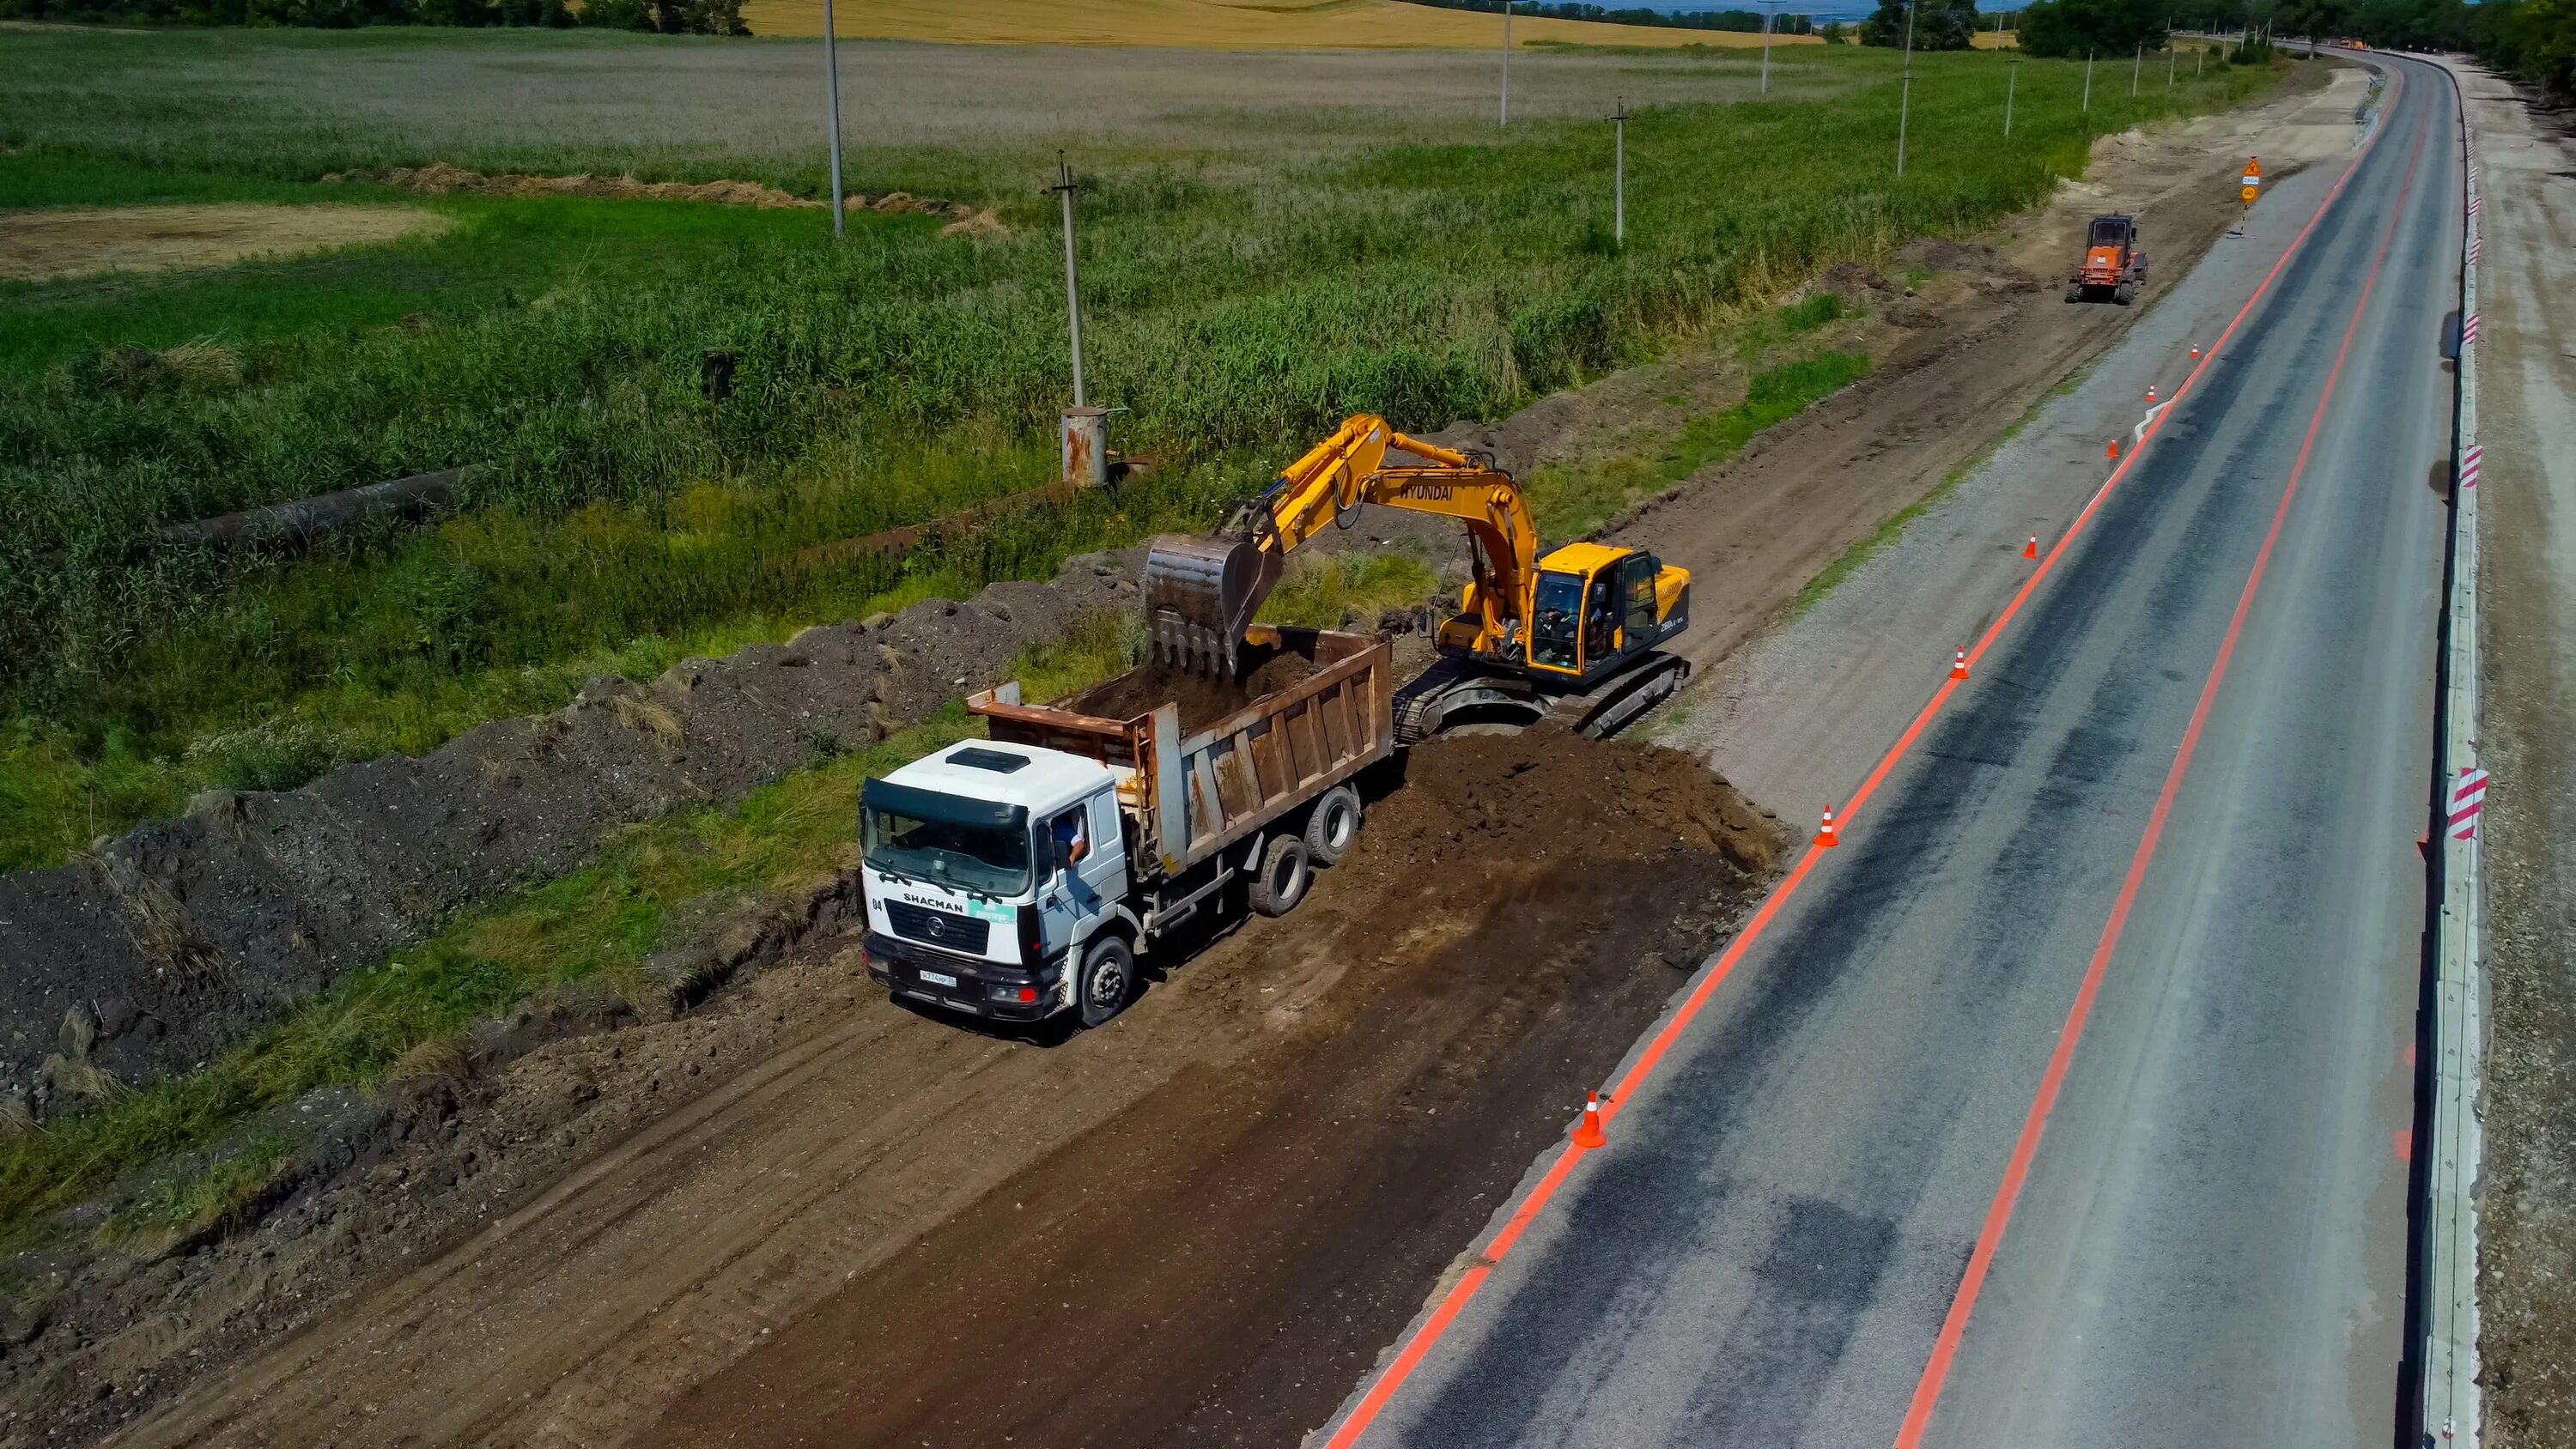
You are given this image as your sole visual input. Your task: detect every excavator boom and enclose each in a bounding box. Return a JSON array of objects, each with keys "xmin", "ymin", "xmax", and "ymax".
[
  {"xmin": 1142, "ymin": 414, "xmax": 1692, "ymax": 739},
  {"xmin": 1145, "ymin": 415, "xmax": 1537, "ymax": 675}
]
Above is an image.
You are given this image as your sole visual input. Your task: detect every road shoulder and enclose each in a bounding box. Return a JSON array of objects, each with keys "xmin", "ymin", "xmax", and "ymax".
[{"xmin": 2441, "ymin": 58, "xmax": 2576, "ymax": 1448}]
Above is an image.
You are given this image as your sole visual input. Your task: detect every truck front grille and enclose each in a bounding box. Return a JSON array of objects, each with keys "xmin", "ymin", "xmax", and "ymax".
[{"xmin": 883, "ymin": 900, "xmax": 992, "ymax": 955}]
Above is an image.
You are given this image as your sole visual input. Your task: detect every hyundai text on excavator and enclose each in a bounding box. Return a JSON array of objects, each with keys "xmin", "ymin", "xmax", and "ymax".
[
  {"xmin": 2067, "ymin": 213, "xmax": 2148, "ymax": 305},
  {"xmin": 1144, "ymin": 413, "xmax": 1693, "ymax": 742}
]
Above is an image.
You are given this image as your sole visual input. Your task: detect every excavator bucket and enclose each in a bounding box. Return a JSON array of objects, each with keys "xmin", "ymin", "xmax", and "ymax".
[{"xmin": 1143, "ymin": 534, "xmax": 1279, "ymax": 677}]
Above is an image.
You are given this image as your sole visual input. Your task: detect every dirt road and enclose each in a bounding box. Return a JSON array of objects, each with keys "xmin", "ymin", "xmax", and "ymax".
[
  {"xmin": 102, "ymin": 738, "xmax": 1777, "ymax": 1449},
  {"xmin": 76, "ymin": 68, "xmax": 2371, "ymax": 1449}
]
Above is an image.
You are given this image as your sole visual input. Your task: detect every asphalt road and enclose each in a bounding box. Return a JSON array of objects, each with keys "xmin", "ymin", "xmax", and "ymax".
[{"xmin": 1329, "ymin": 53, "xmax": 2458, "ymax": 1449}]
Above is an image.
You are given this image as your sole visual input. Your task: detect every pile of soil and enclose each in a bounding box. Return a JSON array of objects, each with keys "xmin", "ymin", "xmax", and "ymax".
[
  {"xmin": 1068, "ymin": 646, "xmax": 1317, "ymax": 731},
  {"xmin": 1359, "ymin": 732, "xmax": 1782, "ymax": 878},
  {"xmin": 0, "ymin": 552, "xmax": 1145, "ymax": 1120}
]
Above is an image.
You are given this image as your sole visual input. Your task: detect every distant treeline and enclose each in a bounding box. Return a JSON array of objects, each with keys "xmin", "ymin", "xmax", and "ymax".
[
  {"xmin": 0, "ymin": 0, "xmax": 745, "ymax": 32},
  {"xmin": 1396, "ymin": 1, "xmax": 1817, "ymax": 35},
  {"xmin": 1982, "ymin": 0, "xmax": 2576, "ymax": 106}
]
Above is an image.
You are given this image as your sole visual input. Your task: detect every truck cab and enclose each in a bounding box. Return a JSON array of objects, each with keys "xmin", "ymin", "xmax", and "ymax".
[{"xmin": 860, "ymin": 739, "xmax": 1135, "ymax": 1023}]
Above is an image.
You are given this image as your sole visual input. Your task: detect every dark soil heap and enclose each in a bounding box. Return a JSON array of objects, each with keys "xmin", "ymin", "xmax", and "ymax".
[
  {"xmin": 1358, "ymin": 732, "xmax": 1783, "ymax": 880},
  {"xmin": 1067, "ymin": 647, "xmax": 1317, "ymax": 733}
]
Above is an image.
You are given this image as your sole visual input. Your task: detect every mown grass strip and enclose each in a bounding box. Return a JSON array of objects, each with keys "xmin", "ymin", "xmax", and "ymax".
[{"xmin": 0, "ymin": 614, "xmax": 1136, "ymax": 1249}]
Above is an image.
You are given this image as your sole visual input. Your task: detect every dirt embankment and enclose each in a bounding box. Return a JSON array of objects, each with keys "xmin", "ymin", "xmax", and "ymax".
[
  {"xmin": 72, "ymin": 732, "xmax": 1779, "ymax": 1449},
  {"xmin": 0, "ymin": 552, "xmax": 1142, "ymax": 1125}
]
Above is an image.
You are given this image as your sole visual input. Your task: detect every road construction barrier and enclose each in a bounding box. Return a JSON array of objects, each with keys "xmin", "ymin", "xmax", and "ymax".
[
  {"xmin": 2420, "ymin": 53, "xmax": 2487, "ymax": 1449},
  {"xmin": 1571, "ymin": 1091, "xmax": 1607, "ymax": 1148}
]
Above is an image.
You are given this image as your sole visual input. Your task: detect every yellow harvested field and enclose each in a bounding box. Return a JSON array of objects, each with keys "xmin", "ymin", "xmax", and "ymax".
[{"xmin": 741, "ymin": 0, "xmax": 1821, "ymax": 48}]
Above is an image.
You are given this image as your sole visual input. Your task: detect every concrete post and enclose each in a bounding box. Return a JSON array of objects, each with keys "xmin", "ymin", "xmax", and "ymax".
[
  {"xmin": 820, "ymin": 0, "xmax": 845, "ymax": 238},
  {"xmin": 1062, "ymin": 406, "xmax": 1109, "ymax": 488}
]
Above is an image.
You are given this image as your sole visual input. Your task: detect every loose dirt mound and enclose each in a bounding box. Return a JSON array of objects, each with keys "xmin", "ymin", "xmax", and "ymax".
[
  {"xmin": 0, "ymin": 553, "xmax": 1144, "ymax": 1122},
  {"xmin": 0, "ymin": 203, "xmax": 452, "ymax": 283},
  {"xmin": 1069, "ymin": 646, "xmax": 1318, "ymax": 731},
  {"xmin": 325, "ymin": 165, "xmax": 1007, "ymax": 233},
  {"xmin": 1361, "ymin": 732, "xmax": 1781, "ymax": 878}
]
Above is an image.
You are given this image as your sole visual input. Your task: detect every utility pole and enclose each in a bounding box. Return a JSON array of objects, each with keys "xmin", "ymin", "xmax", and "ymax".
[
  {"xmin": 2168, "ymin": 29, "xmax": 2177, "ymax": 86},
  {"xmin": 2132, "ymin": 42, "xmax": 2142, "ymax": 96},
  {"xmin": 820, "ymin": 0, "xmax": 845, "ymax": 238},
  {"xmin": 1895, "ymin": 0, "xmax": 1917, "ymax": 179},
  {"xmin": 1610, "ymin": 97, "xmax": 1629, "ymax": 247},
  {"xmin": 1760, "ymin": 4, "xmax": 1774, "ymax": 95},
  {"xmin": 2004, "ymin": 53, "xmax": 2017, "ymax": 136},
  {"xmin": 2083, "ymin": 48, "xmax": 2094, "ymax": 113},
  {"xmin": 1500, "ymin": 0, "xmax": 1512, "ymax": 128},
  {"xmin": 1048, "ymin": 154, "xmax": 1086, "ymax": 408}
]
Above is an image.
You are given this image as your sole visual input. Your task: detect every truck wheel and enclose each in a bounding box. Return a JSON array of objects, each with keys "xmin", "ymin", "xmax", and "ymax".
[
  {"xmin": 1303, "ymin": 786, "xmax": 1362, "ymax": 867},
  {"xmin": 1076, "ymin": 936, "xmax": 1136, "ymax": 1028},
  {"xmin": 2114, "ymin": 282, "xmax": 2136, "ymax": 306},
  {"xmin": 1248, "ymin": 836, "xmax": 1311, "ymax": 918},
  {"xmin": 2064, "ymin": 284, "xmax": 2084, "ymax": 303}
]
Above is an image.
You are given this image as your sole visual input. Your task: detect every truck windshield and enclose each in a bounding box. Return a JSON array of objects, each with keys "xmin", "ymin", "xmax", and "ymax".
[
  {"xmin": 1530, "ymin": 571, "xmax": 1583, "ymax": 669},
  {"xmin": 863, "ymin": 802, "xmax": 1031, "ymax": 895},
  {"xmin": 2090, "ymin": 217, "xmax": 2129, "ymax": 247}
]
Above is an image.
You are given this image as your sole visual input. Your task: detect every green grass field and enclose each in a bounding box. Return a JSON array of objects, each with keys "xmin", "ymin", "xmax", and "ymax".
[{"xmin": 0, "ymin": 28, "xmax": 2285, "ymax": 869}]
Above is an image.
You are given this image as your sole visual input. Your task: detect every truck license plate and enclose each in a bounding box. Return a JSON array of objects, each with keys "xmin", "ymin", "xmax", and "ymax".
[{"xmin": 918, "ymin": 969, "xmax": 958, "ymax": 988}]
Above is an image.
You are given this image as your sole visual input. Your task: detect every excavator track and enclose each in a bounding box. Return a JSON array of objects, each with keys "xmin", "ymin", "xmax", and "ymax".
[
  {"xmin": 1545, "ymin": 651, "xmax": 1691, "ymax": 739},
  {"xmin": 1393, "ymin": 650, "xmax": 1688, "ymax": 745}
]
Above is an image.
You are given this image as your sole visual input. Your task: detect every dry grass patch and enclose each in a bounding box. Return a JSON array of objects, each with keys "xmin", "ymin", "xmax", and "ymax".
[{"xmin": 0, "ymin": 203, "xmax": 451, "ymax": 282}]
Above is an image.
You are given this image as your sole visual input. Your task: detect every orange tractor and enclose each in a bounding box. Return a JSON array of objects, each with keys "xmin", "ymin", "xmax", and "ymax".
[{"xmin": 2066, "ymin": 213, "xmax": 2148, "ymax": 305}]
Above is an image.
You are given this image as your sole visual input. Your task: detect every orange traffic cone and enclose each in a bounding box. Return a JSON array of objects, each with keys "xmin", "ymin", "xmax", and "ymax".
[
  {"xmin": 1814, "ymin": 806, "xmax": 1841, "ymax": 848},
  {"xmin": 1950, "ymin": 648, "xmax": 1970, "ymax": 681},
  {"xmin": 2146, "ymin": 384, "xmax": 2158, "ymax": 403},
  {"xmin": 2024, "ymin": 535, "xmax": 2039, "ymax": 560},
  {"xmin": 2107, "ymin": 439, "xmax": 2121, "ymax": 461},
  {"xmin": 1572, "ymin": 1091, "xmax": 1608, "ymax": 1148},
  {"xmin": 2190, "ymin": 344, "xmax": 2202, "ymax": 361}
]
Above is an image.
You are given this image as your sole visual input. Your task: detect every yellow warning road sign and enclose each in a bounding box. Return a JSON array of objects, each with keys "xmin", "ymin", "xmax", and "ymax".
[
  {"xmin": 2245, "ymin": 155, "xmax": 2263, "ymax": 179},
  {"xmin": 2241, "ymin": 184, "xmax": 2260, "ymax": 203}
]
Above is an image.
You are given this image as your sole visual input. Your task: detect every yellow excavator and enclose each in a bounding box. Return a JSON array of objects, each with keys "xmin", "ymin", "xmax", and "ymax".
[{"xmin": 1144, "ymin": 414, "xmax": 1692, "ymax": 741}]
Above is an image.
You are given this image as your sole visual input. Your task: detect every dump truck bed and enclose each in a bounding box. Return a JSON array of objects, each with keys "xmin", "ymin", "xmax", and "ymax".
[{"xmin": 968, "ymin": 626, "xmax": 1394, "ymax": 881}]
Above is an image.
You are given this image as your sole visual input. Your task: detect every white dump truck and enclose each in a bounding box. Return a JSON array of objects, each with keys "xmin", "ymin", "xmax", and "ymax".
[{"xmin": 860, "ymin": 627, "xmax": 1394, "ymax": 1027}]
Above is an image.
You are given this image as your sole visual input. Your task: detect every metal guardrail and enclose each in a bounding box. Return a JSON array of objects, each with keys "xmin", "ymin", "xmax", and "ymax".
[{"xmin": 2421, "ymin": 52, "xmax": 2487, "ymax": 1449}]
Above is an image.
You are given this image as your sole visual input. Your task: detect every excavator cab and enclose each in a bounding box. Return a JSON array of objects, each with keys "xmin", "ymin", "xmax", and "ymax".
[{"xmin": 1525, "ymin": 543, "xmax": 1687, "ymax": 682}]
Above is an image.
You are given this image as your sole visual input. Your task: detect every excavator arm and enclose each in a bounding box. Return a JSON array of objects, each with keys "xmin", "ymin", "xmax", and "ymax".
[{"xmin": 1145, "ymin": 415, "xmax": 1541, "ymax": 674}]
